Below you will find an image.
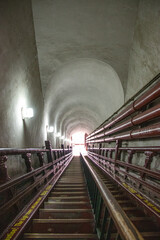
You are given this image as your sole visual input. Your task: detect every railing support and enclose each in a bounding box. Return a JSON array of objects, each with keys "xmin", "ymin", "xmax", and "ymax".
[
  {"xmin": 22, "ymin": 153, "xmax": 33, "ymax": 172},
  {"xmin": 45, "ymin": 140, "xmax": 53, "ymax": 162},
  {"xmin": 37, "ymin": 152, "xmax": 45, "ymax": 166},
  {"xmin": 0, "ymin": 155, "xmax": 10, "ymax": 184}
]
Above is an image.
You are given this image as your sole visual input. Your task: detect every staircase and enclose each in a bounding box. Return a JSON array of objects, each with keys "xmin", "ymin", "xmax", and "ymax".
[{"xmin": 24, "ymin": 157, "xmax": 98, "ymax": 240}]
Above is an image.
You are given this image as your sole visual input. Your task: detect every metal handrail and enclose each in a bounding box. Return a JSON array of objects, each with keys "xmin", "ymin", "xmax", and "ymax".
[
  {"xmin": 81, "ymin": 154, "xmax": 144, "ymax": 240},
  {"xmin": 87, "ymin": 77, "xmax": 160, "ymax": 142},
  {"xmin": 87, "ymin": 73, "xmax": 160, "ymax": 139}
]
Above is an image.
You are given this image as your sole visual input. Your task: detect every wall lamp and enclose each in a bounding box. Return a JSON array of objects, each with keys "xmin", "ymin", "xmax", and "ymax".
[
  {"xmin": 47, "ymin": 126, "xmax": 54, "ymax": 133},
  {"xmin": 21, "ymin": 107, "xmax": 34, "ymax": 120},
  {"xmin": 56, "ymin": 132, "xmax": 61, "ymax": 137},
  {"xmin": 61, "ymin": 136, "xmax": 65, "ymax": 140}
]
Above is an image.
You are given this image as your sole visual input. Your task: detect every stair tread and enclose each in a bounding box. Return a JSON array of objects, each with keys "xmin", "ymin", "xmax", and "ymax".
[
  {"xmin": 122, "ymin": 207, "xmax": 137, "ymax": 210},
  {"xmin": 54, "ymin": 188, "xmax": 86, "ymax": 190},
  {"xmin": 48, "ymin": 196, "xmax": 87, "ymax": 199},
  {"xmin": 39, "ymin": 209, "xmax": 92, "ymax": 212},
  {"xmin": 33, "ymin": 219, "xmax": 94, "ymax": 223},
  {"xmin": 141, "ymin": 232, "xmax": 160, "ymax": 236},
  {"xmin": 46, "ymin": 201, "xmax": 89, "ymax": 204},
  {"xmin": 24, "ymin": 233, "xmax": 98, "ymax": 239},
  {"xmin": 51, "ymin": 192, "xmax": 87, "ymax": 194},
  {"xmin": 130, "ymin": 217, "xmax": 152, "ymax": 221}
]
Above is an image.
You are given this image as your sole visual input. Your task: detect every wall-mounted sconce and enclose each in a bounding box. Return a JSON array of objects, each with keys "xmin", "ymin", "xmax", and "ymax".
[
  {"xmin": 61, "ymin": 136, "xmax": 65, "ymax": 140},
  {"xmin": 21, "ymin": 107, "xmax": 34, "ymax": 120},
  {"xmin": 56, "ymin": 132, "xmax": 61, "ymax": 137},
  {"xmin": 47, "ymin": 126, "xmax": 54, "ymax": 133}
]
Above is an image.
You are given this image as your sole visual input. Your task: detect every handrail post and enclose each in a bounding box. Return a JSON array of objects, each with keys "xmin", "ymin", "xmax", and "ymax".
[
  {"xmin": 98, "ymin": 143, "xmax": 102, "ymax": 163},
  {"xmin": 37, "ymin": 152, "xmax": 45, "ymax": 166},
  {"xmin": 0, "ymin": 155, "xmax": 11, "ymax": 184},
  {"xmin": 45, "ymin": 140, "xmax": 53, "ymax": 163},
  {"xmin": 114, "ymin": 140, "xmax": 121, "ymax": 175},
  {"xmin": 22, "ymin": 153, "xmax": 33, "ymax": 172}
]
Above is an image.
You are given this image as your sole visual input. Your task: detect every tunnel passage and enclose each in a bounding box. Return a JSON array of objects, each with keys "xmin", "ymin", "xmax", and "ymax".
[
  {"xmin": 0, "ymin": 76, "xmax": 160, "ymax": 240},
  {"xmin": 44, "ymin": 58, "xmax": 124, "ymax": 147}
]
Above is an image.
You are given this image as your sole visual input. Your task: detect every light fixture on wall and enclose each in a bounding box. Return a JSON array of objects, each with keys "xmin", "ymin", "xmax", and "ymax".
[
  {"xmin": 61, "ymin": 136, "xmax": 65, "ymax": 140},
  {"xmin": 47, "ymin": 126, "xmax": 54, "ymax": 133},
  {"xmin": 21, "ymin": 107, "xmax": 34, "ymax": 120},
  {"xmin": 56, "ymin": 132, "xmax": 61, "ymax": 137},
  {"xmin": 65, "ymin": 138, "xmax": 70, "ymax": 142}
]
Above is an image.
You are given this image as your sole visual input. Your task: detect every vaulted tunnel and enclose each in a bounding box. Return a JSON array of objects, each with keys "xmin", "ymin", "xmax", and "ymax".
[
  {"xmin": 0, "ymin": 1, "xmax": 160, "ymax": 240},
  {"xmin": 44, "ymin": 58, "xmax": 124, "ymax": 146}
]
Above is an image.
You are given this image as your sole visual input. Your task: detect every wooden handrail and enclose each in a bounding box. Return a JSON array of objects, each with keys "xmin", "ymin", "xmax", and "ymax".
[
  {"xmin": 0, "ymin": 153, "xmax": 73, "ymax": 240},
  {"xmin": 0, "ymin": 152, "xmax": 72, "ymax": 192},
  {"xmin": 87, "ymin": 77, "xmax": 160, "ymax": 141},
  {"xmin": 88, "ymin": 104, "xmax": 160, "ymax": 141},
  {"xmin": 0, "ymin": 142, "xmax": 73, "ymax": 234},
  {"xmin": 81, "ymin": 154, "xmax": 144, "ymax": 240},
  {"xmin": 0, "ymin": 148, "xmax": 48, "ymax": 155},
  {"xmin": 87, "ymin": 74, "xmax": 160, "ymax": 138},
  {"xmin": 85, "ymin": 77, "xmax": 160, "ymax": 225}
]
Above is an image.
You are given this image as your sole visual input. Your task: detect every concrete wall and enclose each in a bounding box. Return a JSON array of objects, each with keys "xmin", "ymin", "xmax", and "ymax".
[
  {"xmin": 125, "ymin": 0, "xmax": 160, "ymax": 101},
  {"xmin": 0, "ymin": 0, "xmax": 45, "ymax": 148}
]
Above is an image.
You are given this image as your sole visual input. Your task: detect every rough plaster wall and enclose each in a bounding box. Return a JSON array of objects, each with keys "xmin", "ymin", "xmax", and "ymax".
[
  {"xmin": 0, "ymin": 0, "xmax": 44, "ymax": 148},
  {"xmin": 32, "ymin": 0, "xmax": 139, "ymax": 95},
  {"xmin": 125, "ymin": 0, "xmax": 160, "ymax": 101}
]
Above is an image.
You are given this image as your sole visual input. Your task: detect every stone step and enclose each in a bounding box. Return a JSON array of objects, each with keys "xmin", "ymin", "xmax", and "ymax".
[
  {"xmin": 44, "ymin": 201, "xmax": 91, "ymax": 209},
  {"xmin": 31, "ymin": 219, "xmax": 95, "ymax": 234},
  {"xmin": 39, "ymin": 209, "xmax": 93, "ymax": 219},
  {"xmin": 24, "ymin": 233, "xmax": 98, "ymax": 239}
]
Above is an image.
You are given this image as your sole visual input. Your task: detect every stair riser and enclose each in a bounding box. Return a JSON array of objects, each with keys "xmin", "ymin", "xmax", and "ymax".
[
  {"xmin": 58, "ymin": 180, "xmax": 85, "ymax": 183},
  {"xmin": 44, "ymin": 203, "xmax": 91, "ymax": 209},
  {"xmin": 31, "ymin": 222, "xmax": 95, "ymax": 233},
  {"xmin": 50, "ymin": 193, "xmax": 87, "ymax": 197},
  {"xmin": 55, "ymin": 185, "xmax": 86, "ymax": 188},
  {"xmin": 39, "ymin": 211, "xmax": 93, "ymax": 219},
  {"xmin": 24, "ymin": 237, "xmax": 98, "ymax": 240},
  {"xmin": 48, "ymin": 197, "xmax": 88, "ymax": 202},
  {"xmin": 52, "ymin": 189, "xmax": 87, "ymax": 192}
]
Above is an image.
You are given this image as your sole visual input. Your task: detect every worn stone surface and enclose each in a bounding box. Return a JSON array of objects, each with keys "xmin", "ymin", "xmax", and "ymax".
[
  {"xmin": 126, "ymin": 0, "xmax": 160, "ymax": 101},
  {"xmin": 0, "ymin": 0, "xmax": 44, "ymax": 148},
  {"xmin": 32, "ymin": 0, "xmax": 139, "ymax": 94}
]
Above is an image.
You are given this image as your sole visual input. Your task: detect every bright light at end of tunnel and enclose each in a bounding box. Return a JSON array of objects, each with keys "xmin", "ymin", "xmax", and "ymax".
[
  {"xmin": 72, "ymin": 132, "xmax": 85, "ymax": 144},
  {"xmin": 72, "ymin": 132, "xmax": 87, "ymax": 156}
]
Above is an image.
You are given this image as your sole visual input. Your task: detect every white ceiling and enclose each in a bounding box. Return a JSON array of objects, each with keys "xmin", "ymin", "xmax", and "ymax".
[{"xmin": 32, "ymin": 0, "xmax": 139, "ymax": 136}]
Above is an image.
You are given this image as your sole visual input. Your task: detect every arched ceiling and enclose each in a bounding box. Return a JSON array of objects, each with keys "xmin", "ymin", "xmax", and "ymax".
[
  {"xmin": 31, "ymin": 0, "xmax": 139, "ymax": 139},
  {"xmin": 32, "ymin": 0, "xmax": 139, "ymax": 94},
  {"xmin": 44, "ymin": 58, "xmax": 124, "ymax": 137}
]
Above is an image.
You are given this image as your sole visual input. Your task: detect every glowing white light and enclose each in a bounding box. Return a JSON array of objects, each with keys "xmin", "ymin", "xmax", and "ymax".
[
  {"xmin": 47, "ymin": 126, "xmax": 54, "ymax": 133},
  {"xmin": 21, "ymin": 107, "xmax": 34, "ymax": 119},
  {"xmin": 72, "ymin": 132, "xmax": 87, "ymax": 156},
  {"xmin": 56, "ymin": 132, "xmax": 61, "ymax": 137},
  {"xmin": 61, "ymin": 136, "xmax": 65, "ymax": 139},
  {"xmin": 64, "ymin": 138, "xmax": 70, "ymax": 142},
  {"xmin": 73, "ymin": 145, "xmax": 87, "ymax": 156},
  {"xmin": 72, "ymin": 132, "xmax": 85, "ymax": 144}
]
